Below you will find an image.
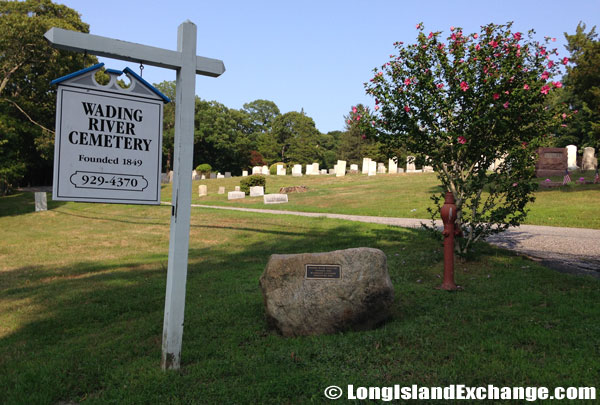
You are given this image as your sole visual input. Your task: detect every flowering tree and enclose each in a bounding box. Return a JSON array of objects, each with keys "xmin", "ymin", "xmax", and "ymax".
[{"xmin": 358, "ymin": 22, "xmax": 567, "ymax": 253}]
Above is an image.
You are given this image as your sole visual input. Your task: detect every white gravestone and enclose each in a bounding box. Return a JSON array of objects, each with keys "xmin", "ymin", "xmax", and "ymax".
[
  {"xmin": 320, "ymin": 169, "xmax": 327, "ymax": 175},
  {"xmin": 235, "ymin": 186, "xmax": 240, "ymax": 191},
  {"xmin": 250, "ymin": 186, "xmax": 265, "ymax": 197},
  {"xmin": 35, "ymin": 192, "xmax": 47, "ymax": 212},
  {"xmin": 276, "ymin": 164, "xmax": 286, "ymax": 176},
  {"xmin": 252, "ymin": 166, "xmax": 261, "ymax": 175},
  {"xmin": 292, "ymin": 164, "xmax": 302, "ymax": 177},
  {"xmin": 242, "ymin": 170, "xmax": 248, "ymax": 177},
  {"xmin": 329, "ymin": 168, "xmax": 336, "ymax": 175},
  {"xmin": 305, "ymin": 164, "xmax": 313, "ymax": 175},
  {"xmin": 377, "ymin": 163, "xmax": 386, "ymax": 174},
  {"xmin": 198, "ymin": 185, "xmax": 207, "ymax": 196},
  {"xmin": 350, "ymin": 164, "xmax": 359, "ymax": 172},
  {"xmin": 192, "ymin": 170, "xmax": 198, "ymax": 180},
  {"xmin": 264, "ymin": 193, "xmax": 288, "ymax": 204},
  {"xmin": 224, "ymin": 172, "xmax": 231, "ymax": 178},
  {"xmin": 228, "ymin": 191, "xmax": 245, "ymax": 200},
  {"xmin": 217, "ymin": 173, "xmax": 224, "ymax": 179},
  {"xmin": 362, "ymin": 158, "xmax": 371, "ymax": 174},
  {"xmin": 262, "ymin": 165, "xmax": 269, "ymax": 175},
  {"xmin": 388, "ymin": 158, "xmax": 398, "ymax": 174},
  {"xmin": 567, "ymin": 145, "xmax": 578, "ymax": 170},
  {"xmin": 368, "ymin": 160, "xmax": 377, "ymax": 176},
  {"xmin": 406, "ymin": 156, "xmax": 416, "ymax": 172},
  {"xmin": 218, "ymin": 186, "xmax": 225, "ymax": 194},
  {"xmin": 336, "ymin": 160, "xmax": 347, "ymax": 177},
  {"xmin": 311, "ymin": 163, "xmax": 319, "ymax": 175},
  {"xmin": 210, "ymin": 172, "xmax": 217, "ymax": 179}
]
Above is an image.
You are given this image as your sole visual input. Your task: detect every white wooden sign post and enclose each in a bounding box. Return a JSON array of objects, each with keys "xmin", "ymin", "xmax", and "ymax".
[{"xmin": 45, "ymin": 21, "xmax": 225, "ymax": 370}]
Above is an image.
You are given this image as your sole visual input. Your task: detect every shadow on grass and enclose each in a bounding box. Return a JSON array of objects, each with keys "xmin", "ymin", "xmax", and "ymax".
[
  {"xmin": 1, "ymin": 209, "xmax": 599, "ymax": 404},
  {"xmin": 0, "ymin": 192, "xmax": 68, "ymax": 218}
]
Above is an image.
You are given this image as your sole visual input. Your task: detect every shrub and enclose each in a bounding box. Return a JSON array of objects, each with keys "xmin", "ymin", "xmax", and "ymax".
[
  {"xmin": 195, "ymin": 163, "xmax": 212, "ymax": 176},
  {"xmin": 269, "ymin": 162, "xmax": 286, "ymax": 175},
  {"xmin": 240, "ymin": 174, "xmax": 266, "ymax": 195}
]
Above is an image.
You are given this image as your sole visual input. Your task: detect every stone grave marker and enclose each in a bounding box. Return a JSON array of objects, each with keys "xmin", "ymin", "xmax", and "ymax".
[
  {"xmin": 311, "ymin": 163, "xmax": 319, "ymax": 175},
  {"xmin": 368, "ymin": 160, "xmax": 377, "ymax": 176},
  {"xmin": 35, "ymin": 192, "xmax": 47, "ymax": 212},
  {"xmin": 264, "ymin": 193, "xmax": 288, "ymax": 204},
  {"xmin": 336, "ymin": 160, "xmax": 347, "ymax": 177},
  {"xmin": 377, "ymin": 162, "xmax": 386, "ymax": 174},
  {"xmin": 292, "ymin": 164, "xmax": 302, "ymax": 177},
  {"xmin": 262, "ymin": 165, "xmax": 269, "ymax": 175},
  {"xmin": 198, "ymin": 185, "xmax": 207, "ymax": 196},
  {"xmin": 350, "ymin": 164, "xmax": 358, "ymax": 172},
  {"xmin": 242, "ymin": 170, "xmax": 248, "ymax": 177},
  {"xmin": 406, "ymin": 156, "xmax": 416, "ymax": 172},
  {"xmin": 362, "ymin": 157, "xmax": 371, "ymax": 174},
  {"xmin": 388, "ymin": 158, "xmax": 397, "ymax": 174},
  {"xmin": 276, "ymin": 164, "xmax": 286, "ymax": 176},
  {"xmin": 228, "ymin": 191, "xmax": 245, "ymax": 200},
  {"xmin": 567, "ymin": 145, "xmax": 578, "ymax": 170},
  {"xmin": 217, "ymin": 173, "xmax": 224, "ymax": 179},
  {"xmin": 224, "ymin": 172, "xmax": 231, "ymax": 178},
  {"xmin": 535, "ymin": 147, "xmax": 567, "ymax": 177},
  {"xmin": 252, "ymin": 166, "xmax": 261, "ymax": 175},
  {"xmin": 161, "ymin": 173, "xmax": 170, "ymax": 184},
  {"xmin": 210, "ymin": 172, "xmax": 217, "ymax": 179},
  {"xmin": 582, "ymin": 147, "xmax": 597, "ymax": 170},
  {"xmin": 250, "ymin": 186, "xmax": 265, "ymax": 197},
  {"xmin": 320, "ymin": 169, "xmax": 327, "ymax": 175},
  {"xmin": 218, "ymin": 186, "xmax": 225, "ymax": 194},
  {"xmin": 235, "ymin": 186, "xmax": 240, "ymax": 191}
]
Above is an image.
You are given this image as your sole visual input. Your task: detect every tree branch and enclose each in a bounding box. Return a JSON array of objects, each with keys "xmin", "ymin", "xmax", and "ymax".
[{"xmin": 1, "ymin": 98, "xmax": 54, "ymax": 134}]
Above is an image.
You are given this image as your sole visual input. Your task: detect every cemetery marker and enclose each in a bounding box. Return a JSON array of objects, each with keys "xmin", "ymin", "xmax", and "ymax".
[{"xmin": 45, "ymin": 21, "xmax": 225, "ymax": 370}]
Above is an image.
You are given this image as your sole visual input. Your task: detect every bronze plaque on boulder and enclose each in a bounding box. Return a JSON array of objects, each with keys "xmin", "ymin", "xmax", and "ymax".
[{"xmin": 305, "ymin": 264, "xmax": 341, "ymax": 279}]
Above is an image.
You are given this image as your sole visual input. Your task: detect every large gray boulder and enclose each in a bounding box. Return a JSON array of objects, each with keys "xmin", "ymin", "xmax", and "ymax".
[{"xmin": 259, "ymin": 248, "xmax": 395, "ymax": 336}]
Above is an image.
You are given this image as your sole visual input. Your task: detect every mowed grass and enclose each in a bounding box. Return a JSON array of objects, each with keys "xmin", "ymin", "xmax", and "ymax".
[
  {"xmin": 182, "ymin": 170, "xmax": 600, "ymax": 229},
  {"xmin": 0, "ymin": 192, "xmax": 599, "ymax": 404}
]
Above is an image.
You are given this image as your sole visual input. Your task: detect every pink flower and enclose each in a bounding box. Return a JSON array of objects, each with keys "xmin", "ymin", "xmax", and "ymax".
[
  {"xmin": 503, "ymin": 101, "xmax": 509, "ymax": 109},
  {"xmin": 553, "ymin": 81, "xmax": 563, "ymax": 88},
  {"xmin": 451, "ymin": 33, "xmax": 457, "ymax": 41},
  {"xmin": 540, "ymin": 85, "xmax": 550, "ymax": 95},
  {"xmin": 436, "ymin": 83, "xmax": 444, "ymax": 89},
  {"xmin": 493, "ymin": 93, "xmax": 500, "ymax": 100},
  {"xmin": 562, "ymin": 113, "xmax": 567, "ymax": 119},
  {"xmin": 489, "ymin": 40, "xmax": 498, "ymax": 48},
  {"xmin": 475, "ymin": 44, "xmax": 481, "ymax": 51},
  {"xmin": 450, "ymin": 26, "xmax": 455, "ymax": 31},
  {"xmin": 428, "ymin": 32, "xmax": 433, "ymax": 39},
  {"xmin": 416, "ymin": 23, "xmax": 421, "ymax": 29},
  {"xmin": 523, "ymin": 84, "xmax": 530, "ymax": 90},
  {"xmin": 512, "ymin": 182, "xmax": 518, "ymax": 187},
  {"xmin": 504, "ymin": 90, "xmax": 510, "ymax": 95},
  {"xmin": 460, "ymin": 81, "xmax": 469, "ymax": 91},
  {"xmin": 473, "ymin": 33, "xmax": 479, "ymax": 39},
  {"xmin": 541, "ymin": 71, "xmax": 550, "ymax": 80},
  {"xmin": 404, "ymin": 105, "xmax": 410, "ymax": 112},
  {"xmin": 352, "ymin": 106, "xmax": 357, "ymax": 114},
  {"xmin": 404, "ymin": 78, "xmax": 411, "ymax": 85},
  {"xmin": 374, "ymin": 105, "xmax": 380, "ymax": 111},
  {"xmin": 552, "ymin": 38, "xmax": 556, "ymax": 42},
  {"xmin": 545, "ymin": 179, "xmax": 551, "ymax": 183},
  {"xmin": 347, "ymin": 119, "xmax": 351, "ymax": 124},
  {"xmin": 548, "ymin": 60, "xmax": 554, "ymax": 68},
  {"xmin": 356, "ymin": 115, "xmax": 361, "ymax": 121},
  {"xmin": 513, "ymin": 32, "xmax": 522, "ymax": 41},
  {"xmin": 457, "ymin": 136, "xmax": 466, "ymax": 144},
  {"xmin": 361, "ymin": 134, "xmax": 366, "ymax": 139},
  {"xmin": 561, "ymin": 124, "xmax": 568, "ymax": 127},
  {"xmin": 562, "ymin": 57, "xmax": 569, "ymax": 65}
]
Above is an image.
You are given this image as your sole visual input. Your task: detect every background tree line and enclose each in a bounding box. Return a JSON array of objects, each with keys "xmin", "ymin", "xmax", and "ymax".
[{"xmin": 0, "ymin": 0, "xmax": 598, "ymax": 194}]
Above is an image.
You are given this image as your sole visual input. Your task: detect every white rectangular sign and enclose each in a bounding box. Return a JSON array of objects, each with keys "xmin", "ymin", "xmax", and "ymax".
[{"xmin": 53, "ymin": 86, "xmax": 163, "ymax": 204}]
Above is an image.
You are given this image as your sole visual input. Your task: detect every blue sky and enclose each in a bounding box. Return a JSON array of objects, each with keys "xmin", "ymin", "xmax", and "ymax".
[{"xmin": 57, "ymin": 0, "xmax": 599, "ymax": 133}]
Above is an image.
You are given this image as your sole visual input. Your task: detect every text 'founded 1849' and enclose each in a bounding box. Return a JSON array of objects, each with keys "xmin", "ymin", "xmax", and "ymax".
[{"xmin": 305, "ymin": 264, "xmax": 342, "ymax": 279}]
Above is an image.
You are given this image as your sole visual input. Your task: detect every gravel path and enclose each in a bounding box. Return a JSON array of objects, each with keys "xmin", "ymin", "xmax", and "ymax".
[{"xmin": 192, "ymin": 204, "xmax": 600, "ymax": 279}]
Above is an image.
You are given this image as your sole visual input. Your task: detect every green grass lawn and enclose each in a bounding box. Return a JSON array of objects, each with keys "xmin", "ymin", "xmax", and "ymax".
[
  {"xmin": 182, "ymin": 170, "xmax": 600, "ymax": 229},
  {"xmin": 0, "ymin": 188, "xmax": 599, "ymax": 404}
]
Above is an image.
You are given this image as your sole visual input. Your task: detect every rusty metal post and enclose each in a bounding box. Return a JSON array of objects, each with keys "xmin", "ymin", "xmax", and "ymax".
[{"xmin": 440, "ymin": 192, "xmax": 458, "ymax": 290}]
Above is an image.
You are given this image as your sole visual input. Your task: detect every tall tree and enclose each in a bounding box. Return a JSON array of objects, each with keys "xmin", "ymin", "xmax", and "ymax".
[
  {"xmin": 0, "ymin": 0, "xmax": 91, "ymax": 192},
  {"xmin": 242, "ymin": 99, "xmax": 280, "ymax": 133},
  {"xmin": 552, "ymin": 23, "xmax": 600, "ymax": 150},
  {"xmin": 153, "ymin": 81, "xmax": 176, "ymax": 172},
  {"xmin": 270, "ymin": 111, "xmax": 322, "ymax": 164}
]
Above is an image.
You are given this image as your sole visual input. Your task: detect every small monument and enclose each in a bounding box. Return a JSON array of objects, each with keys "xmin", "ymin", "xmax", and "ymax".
[
  {"xmin": 250, "ymin": 186, "xmax": 265, "ymax": 197},
  {"xmin": 567, "ymin": 145, "xmax": 578, "ymax": 170},
  {"xmin": 535, "ymin": 147, "xmax": 567, "ymax": 177},
  {"xmin": 260, "ymin": 248, "xmax": 394, "ymax": 336},
  {"xmin": 336, "ymin": 160, "xmax": 346, "ymax": 177},
  {"xmin": 292, "ymin": 164, "xmax": 303, "ymax": 177},
  {"xmin": 34, "ymin": 192, "xmax": 47, "ymax": 212},
  {"xmin": 582, "ymin": 147, "xmax": 597, "ymax": 170},
  {"xmin": 368, "ymin": 160, "xmax": 377, "ymax": 176},
  {"xmin": 198, "ymin": 185, "xmax": 207, "ymax": 196},
  {"xmin": 406, "ymin": 156, "xmax": 416, "ymax": 172},
  {"xmin": 362, "ymin": 158, "xmax": 371, "ymax": 174},
  {"xmin": 388, "ymin": 158, "xmax": 398, "ymax": 174}
]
